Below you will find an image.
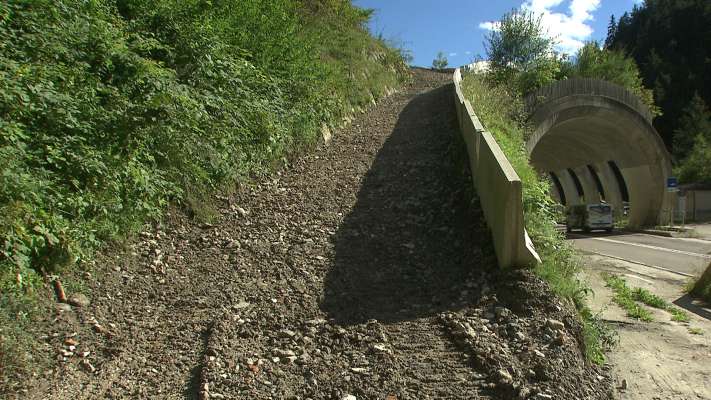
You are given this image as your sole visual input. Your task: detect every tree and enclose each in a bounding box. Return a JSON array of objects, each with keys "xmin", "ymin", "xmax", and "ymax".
[
  {"xmin": 484, "ymin": 9, "xmax": 560, "ymax": 94},
  {"xmin": 672, "ymin": 94, "xmax": 711, "ymax": 160},
  {"xmin": 606, "ymin": 0, "xmax": 711, "ymax": 150},
  {"xmin": 676, "ymin": 134, "xmax": 711, "ymax": 184},
  {"xmin": 603, "ymin": 15, "xmax": 617, "ymax": 49},
  {"xmin": 432, "ymin": 51, "xmax": 448, "ymax": 70},
  {"xmin": 571, "ymin": 42, "xmax": 660, "ymax": 116}
]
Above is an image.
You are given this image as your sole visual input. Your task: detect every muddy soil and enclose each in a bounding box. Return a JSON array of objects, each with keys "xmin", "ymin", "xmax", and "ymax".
[{"xmin": 13, "ymin": 69, "xmax": 612, "ymax": 399}]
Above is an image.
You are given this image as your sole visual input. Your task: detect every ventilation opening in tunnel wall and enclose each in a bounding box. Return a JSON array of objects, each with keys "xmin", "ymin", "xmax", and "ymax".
[
  {"xmin": 608, "ymin": 161, "xmax": 630, "ymax": 202},
  {"xmin": 587, "ymin": 165, "xmax": 605, "ymax": 201},
  {"xmin": 567, "ymin": 168, "xmax": 584, "ymax": 203},
  {"xmin": 549, "ymin": 172, "xmax": 567, "ymax": 205}
]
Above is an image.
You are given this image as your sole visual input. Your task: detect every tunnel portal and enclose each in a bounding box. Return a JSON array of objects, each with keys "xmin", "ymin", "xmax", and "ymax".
[{"xmin": 526, "ymin": 78, "xmax": 672, "ymax": 227}]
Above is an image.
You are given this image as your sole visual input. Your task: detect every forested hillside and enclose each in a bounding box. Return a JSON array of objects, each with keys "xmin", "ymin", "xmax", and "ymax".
[
  {"xmin": 0, "ymin": 0, "xmax": 407, "ymax": 292},
  {"xmin": 606, "ymin": 0, "xmax": 711, "ymax": 182},
  {"xmin": 1, "ymin": 0, "xmax": 407, "ymax": 387}
]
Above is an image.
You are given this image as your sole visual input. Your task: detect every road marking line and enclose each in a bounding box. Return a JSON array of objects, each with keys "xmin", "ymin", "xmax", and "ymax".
[
  {"xmin": 577, "ymin": 236, "xmax": 711, "ymax": 259},
  {"xmin": 580, "ymin": 250, "xmax": 696, "ymax": 278}
]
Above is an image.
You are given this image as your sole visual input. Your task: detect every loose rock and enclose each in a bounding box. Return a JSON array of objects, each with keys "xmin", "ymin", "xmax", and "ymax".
[
  {"xmin": 545, "ymin": 319, "xmax": 565, "ymax": 331},
  {"xmin": 68, "ymin": 293, "xmax": 90, "ymax": 308}
]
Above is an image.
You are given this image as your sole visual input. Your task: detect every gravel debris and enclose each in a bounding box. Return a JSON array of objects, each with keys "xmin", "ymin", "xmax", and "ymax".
[{"xmin": 18, "ymin": 69, "xmax": 613, "ymax": 400}]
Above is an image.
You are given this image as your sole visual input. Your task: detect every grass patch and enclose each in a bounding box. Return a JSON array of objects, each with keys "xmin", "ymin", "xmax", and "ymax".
[
  {"xmin": 0, "ymin": 273, "xmax": 50, "ymax": 393},
  {"xmin": 688, "ymin": 327, "xmax": 703, "ymax": 335},
  {"xmin": 631, "ymin": 286, "xmax": 667, "ymax": 308},
  {"xmin": 604, "ymin": 274, "xmax": 654, "ymax": 321},
  {"xmin": 603, "ymin": 273, "xmax": 690, "ymax": 322},
  {"xmin": 579, "ymin": 307, "xmax": 619, "ymax": 365},
  {"xmin": 668, "ymin": 307, "xmax": 691, "ymax": 322},
  {"xmin": 460, "ymin": 72, "xmax": 615, "ymax": 364}
]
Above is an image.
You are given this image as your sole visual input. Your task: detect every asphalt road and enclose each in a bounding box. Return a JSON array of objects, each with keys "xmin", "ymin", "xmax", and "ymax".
[{"xmin": 568, "ymin": 231, "xmax": 711, "ymax": 277}]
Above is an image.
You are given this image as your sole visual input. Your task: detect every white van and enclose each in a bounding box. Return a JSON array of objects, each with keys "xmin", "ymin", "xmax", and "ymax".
[{"xmin": 566, "ymin": 203, "xmax": 614, "ymax": 233}]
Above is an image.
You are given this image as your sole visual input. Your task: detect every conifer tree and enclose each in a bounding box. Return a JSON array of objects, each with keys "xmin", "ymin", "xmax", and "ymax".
[{"xmin": 673, "ymin": 94, "xmax": 711, "ymax": 160}]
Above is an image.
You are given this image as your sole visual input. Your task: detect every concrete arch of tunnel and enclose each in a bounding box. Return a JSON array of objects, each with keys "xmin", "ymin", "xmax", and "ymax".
[
  {"xmin": 526, "ymin": 78, "xmax": 672, "ymax": 227},
  {"xmin": 557, "ymin": 169, "xmax": 583, "ymax": 206},
  {"xmin": 607, "ymin": 161, "xmax": 630, "ymax": 203},
  {"xmin": 549, "ymin": 172, "xmax": 565, "ymax": 205},
  {"xmin": 586, "ymin": 165, "xmax": 605, "ymax": 200},
  {"xmin": 573, "ymin": 166, "xmax": 602, "ymax": 205},
  {"xmin": 594, "ymin": 161, "xmax": 624, "ymax": 215}
]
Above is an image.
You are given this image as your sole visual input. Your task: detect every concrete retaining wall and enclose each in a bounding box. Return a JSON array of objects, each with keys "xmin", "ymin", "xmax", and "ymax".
[
  {"xmin": 679, "ymin": 190, "xmax": 711, "ymax": 222},
  {"xmin": 453, "ymin": 69, "xmax": 540, "ymax": 268}
]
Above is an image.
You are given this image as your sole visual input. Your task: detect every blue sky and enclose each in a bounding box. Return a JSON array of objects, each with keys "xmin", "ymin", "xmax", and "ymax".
[{"xmin": 353, "ymin": 0, "xmax": 644, "ymax": 67}]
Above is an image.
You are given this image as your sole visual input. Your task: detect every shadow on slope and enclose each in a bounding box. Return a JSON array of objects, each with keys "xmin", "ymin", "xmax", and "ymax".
[{"xmin": 321, "ymin": 83, "xmax": 494, "ymax": 325}]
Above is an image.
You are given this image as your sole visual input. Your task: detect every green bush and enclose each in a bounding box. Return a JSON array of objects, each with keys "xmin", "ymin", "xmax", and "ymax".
[
  {"xmin": 563, "ymin": 42, "xmax": 660, "ymax": 117},
  {"xmin": 484, "ymin": 9, "xmax": 562, "ymax": 94},
  {"xmin": 0, "ymin": 0, "xmax": 407, "ymax": 289},
  {"xmin": 432, "ymin": 51, "xmax": 449, "ymax": 70},
  {"xmin": 672, "ymin": 94, "xmax": 711, "ymax": 183},
  {"xmin": 0, "ymin": 2, "xmax": 407, "ymax": 387}
]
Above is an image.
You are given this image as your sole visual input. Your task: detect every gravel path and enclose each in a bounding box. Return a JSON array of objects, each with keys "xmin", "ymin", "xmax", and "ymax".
[{"xmin": 22, "ymin": 69, "xmax": 613, "ymax": 400}]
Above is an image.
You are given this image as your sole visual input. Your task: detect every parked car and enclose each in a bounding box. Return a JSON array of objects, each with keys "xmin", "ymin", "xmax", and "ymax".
[{"xmin": 566, "ymin": 203, "xmax": 614, "ymax": 233}]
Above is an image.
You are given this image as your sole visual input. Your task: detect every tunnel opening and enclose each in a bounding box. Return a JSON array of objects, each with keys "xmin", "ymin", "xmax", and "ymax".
[
  {"xmin": 608, "ymin": 161, "xmax": 630, "ymax": 202},
  {"xmin": 549, "ymin": 172, "xmax": 567, "ymax": 206},
  {"xmin": 587, "ymin": 164, "xmax": 605, "ymax": 201},
  {"xmin": 567, "ymin": 168, "xmax": 584, "ymax": 203},
  {"xmin": 525, "ymin": 78, "xmax": 672, "ymax": 227}
]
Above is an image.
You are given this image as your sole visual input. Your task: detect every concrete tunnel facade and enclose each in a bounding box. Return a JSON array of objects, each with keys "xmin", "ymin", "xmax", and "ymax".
[{"xmin": 525, "ymin": 78, "xmax": 672, "ymax": 227}]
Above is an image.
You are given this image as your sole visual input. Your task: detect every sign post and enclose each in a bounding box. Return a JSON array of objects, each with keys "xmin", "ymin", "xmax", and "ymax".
[{"xmin": 667, "ymin": 177, "xmax": 679, "ymax": 227}]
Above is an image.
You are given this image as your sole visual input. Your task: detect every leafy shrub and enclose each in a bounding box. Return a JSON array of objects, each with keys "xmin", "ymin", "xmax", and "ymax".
[
  {"xmin": 432, "ymin": 52, "xmax": 449, "ymax": 70},
  {"xmin": 672, "ymin": 94, "xmax": 711, "ymax": 183},
  {"xmin": 563, "ymin": 42, "xmax": 660, "ymax": 117},
  {"xmin": 1, "ymin": 0, "xmax": 408, "ymax": 391},
  {"xmin": 676, "ymin": 134, "xmax": 711, "ymax": 184},
  {"xmin": 0, "ymin": 0, "xmax": 407, "ymax": 287},
  {"xmin": 484, "ymin": 9, "xmax": 561, "ymax": 94}
]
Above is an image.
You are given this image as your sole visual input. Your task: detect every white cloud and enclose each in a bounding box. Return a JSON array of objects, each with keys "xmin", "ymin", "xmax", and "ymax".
[
  {"xmin": 479, "ymin": 21, "xmax": 500, "ymax": 31},
  {"xmin": 449, "ymin": 52, "xmax": 458, "ymax": 57},
  {"xmin": 478, "ymin": 0, "xmax": 602, "ymax": 55},
  {"xmin": 465, "ymin": 51, "xmax": 472, "ymax": 55}
]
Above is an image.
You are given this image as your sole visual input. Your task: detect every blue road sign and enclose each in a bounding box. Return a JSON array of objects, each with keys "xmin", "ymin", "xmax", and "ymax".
[{"xmin": 667, "ymin": 177, "xmax": 678, "ymax": 192}]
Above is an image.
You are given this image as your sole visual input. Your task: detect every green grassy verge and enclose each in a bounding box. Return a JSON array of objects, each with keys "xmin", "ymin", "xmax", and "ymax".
[
  {"xmin": 603, "ymin": 273, "xmax": 690, "ymax": 322},
  {"xmin": 1, "ymin": 0, "xmax": 408, "ymax": 392},
  {"xmin": 460, "ymin": 72, "xmax": 616, "ymax": 364}
]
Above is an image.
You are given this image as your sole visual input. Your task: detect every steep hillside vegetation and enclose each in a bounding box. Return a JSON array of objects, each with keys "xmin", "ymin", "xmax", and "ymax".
[
  {"xmin": 0, "ymin": 0, "xmax": 407, "ymax": 390},
  {"xmin": 606, "ymin": 0, "xmax": 711, "ymax": 181}
]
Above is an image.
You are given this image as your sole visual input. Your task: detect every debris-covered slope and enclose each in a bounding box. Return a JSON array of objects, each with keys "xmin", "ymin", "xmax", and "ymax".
[{"xmin": 17, "ymin": 70, "xmax": 612, "ymax": 400}]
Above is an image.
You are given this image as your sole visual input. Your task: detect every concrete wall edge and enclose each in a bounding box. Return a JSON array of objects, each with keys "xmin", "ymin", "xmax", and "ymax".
[{"xmin": 453, "ymin": 68, "xmax": 541, "ymax": 268}]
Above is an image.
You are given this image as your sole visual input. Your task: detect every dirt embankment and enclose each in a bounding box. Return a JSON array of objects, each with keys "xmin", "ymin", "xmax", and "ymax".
[{"xmin": 14, "ymin": 69, "xmax": 612, "ymax": 399}]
